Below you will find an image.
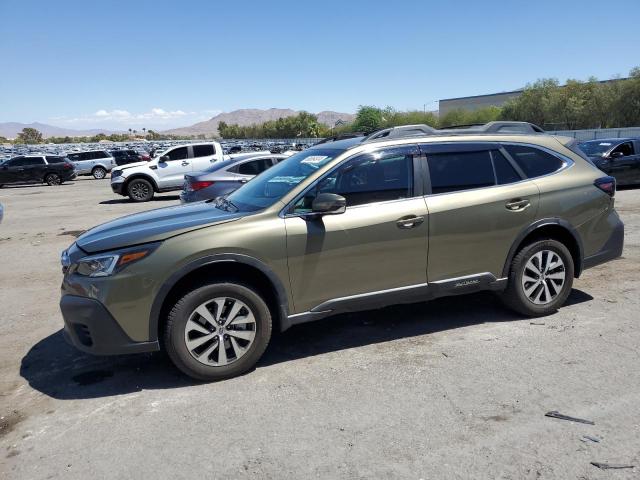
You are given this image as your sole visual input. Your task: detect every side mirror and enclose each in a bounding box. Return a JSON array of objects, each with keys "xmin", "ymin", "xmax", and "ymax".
[
  {"xmin": 159, "ymin": 156, "xmax": 169, "ymax": 163},
  {"xmin": 311, "ymin": 193, "xmax": 346, "ymax": 215},
  {"xmin": 610, "ymin": 151, "xmax": 624, "ymax": 159}
]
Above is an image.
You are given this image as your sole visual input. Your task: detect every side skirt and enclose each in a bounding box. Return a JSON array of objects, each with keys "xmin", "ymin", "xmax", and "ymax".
[{"xmin": 288, "ymin": 273, "xmax": 507, "ymax": 327}]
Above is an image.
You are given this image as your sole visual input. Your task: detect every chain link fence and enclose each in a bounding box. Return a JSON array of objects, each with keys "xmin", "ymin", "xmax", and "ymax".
[{"xmin": 547, "ymin": 127, "xmax": 640, "ymax": 140}]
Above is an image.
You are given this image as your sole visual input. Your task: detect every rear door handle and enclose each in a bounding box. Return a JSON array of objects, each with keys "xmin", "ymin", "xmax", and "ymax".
[
  {"xmin": 396, "ymin": 215, "xmax": 424, "ymax": 229},
  {"xmin": 181, "ymin": 162, "xmax": 190, "ymax": 166},
  {"xmin": 505, "ymin": 199, "xmax": 530, "ymax": 211}
]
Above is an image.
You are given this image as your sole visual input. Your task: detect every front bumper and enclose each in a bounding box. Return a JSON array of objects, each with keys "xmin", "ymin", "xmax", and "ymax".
[
  {"xmin": 60, "ymin": 295, "xmax": 159, "ymax": 355},
  {"xmin": 111, "ymin": 178, "xmax": 125, "ymax": 195}
]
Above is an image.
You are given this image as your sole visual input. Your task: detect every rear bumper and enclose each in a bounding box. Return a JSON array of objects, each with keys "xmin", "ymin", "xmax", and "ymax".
[
  {"xmin": 60, "ymin": 295, "xmax": 159, "ymax": 355},
  {"xmin": 582, "ymin": 212, "xmax": 624, "ymax": 271}
]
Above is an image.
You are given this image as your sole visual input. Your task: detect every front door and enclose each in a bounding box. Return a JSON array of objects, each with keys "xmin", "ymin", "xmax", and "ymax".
[
  {"xmin": 606, "ymin": 141, "xmax": 638, "ymax": 185},
  {"xmin": 422, "ymin": 143, "xmax": 539, "ymax": 282},
  {"xmin": 0, "ymin": 157, "xmax": 23, "ymax": 184},
  {"xmin": 156, "ymin": 146, "xmax": 192, "ymax": 188},
  {"xmin": 284, "ymin": 145, "xmax": 428, "ymax": 313}
]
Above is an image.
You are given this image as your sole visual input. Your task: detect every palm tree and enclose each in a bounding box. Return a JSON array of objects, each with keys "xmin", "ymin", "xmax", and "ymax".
[
  {"xmin": 128, "ymin": 128, "xmax": 132, "ymax": 137},
  {"xmin": 133, "ymin": 129, "xmax": 137, "ymax": 137},
  {"xmin": 142, "ymin": 127, "xmax": 146, "ymax": 137}
]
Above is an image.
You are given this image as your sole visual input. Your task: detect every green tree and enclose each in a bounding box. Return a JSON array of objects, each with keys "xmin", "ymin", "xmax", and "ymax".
[{"xmin": 16, "ymin": 127, "xmax": 43, "ymax": 144}]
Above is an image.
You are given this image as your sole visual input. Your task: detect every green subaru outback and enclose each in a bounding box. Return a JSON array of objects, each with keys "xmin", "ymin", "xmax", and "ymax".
[{"xmin": 60, "ymin": 122, "xmax": 624, "ymax": 381}]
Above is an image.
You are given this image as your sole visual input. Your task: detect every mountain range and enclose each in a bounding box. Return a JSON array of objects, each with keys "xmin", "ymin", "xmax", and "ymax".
[
  {"xmin": 0, "ymin": 109, "xmax": 355, "ymax": 140},
  {"xmin": 162, "ymin": 109, "xmax": 355, "ymax": 137}
]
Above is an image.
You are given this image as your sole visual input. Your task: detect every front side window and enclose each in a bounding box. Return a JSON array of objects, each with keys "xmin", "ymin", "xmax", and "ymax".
[
  {"xmin": 193, "ymin": 144, "xmax": 215, "ymax": 157},
  {"xmin": 166, "ymin": 147, "xmax": 188, "ymax": 161},
  {"xmin": 427, "ymin": 151, "xmax": 495, "ymax": 194},
  {"xmin": 611, "ymin": 142, "xmax": 634, "ymax": 157},
  {"xmin": 46, "ymin": 156, "xmax": 65, "ymax": 163},
  {"xmin": 292, "ymin": 147, "xmax": 414, "ymax": 212},
  {"xmin": 504, "ymin": 145, "xmax": 564, "ymax": 178},
  {"xmin": 225, "ymin": 148, "xmax": 345, "ymax": 212}
]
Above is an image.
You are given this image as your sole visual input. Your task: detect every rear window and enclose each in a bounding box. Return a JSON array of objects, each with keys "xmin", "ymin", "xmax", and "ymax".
[
  {"xmin": 193, "ymin": 144, "xmax": 215, "ymax": 157},
  {"xmin": 235, "ymin": 159, "xmax": 273, "ymax": 175},
  {"xmin": 427, "ymin": 151, "xmax": 495, "ymax": 194},
  {"xmin": 492, "ymin": 150, "xmax": 521, "ymax": 185},
  {"xmin": 93, "ymin": 151, "xmax": 109, "ymax": 159},
  {"xmin": 24, "ymin": 157, "xmax": 46, "ymax": 166},
  {"xmin": 504, "ymin": 145, "xmax": 564, "ymax": 178}
]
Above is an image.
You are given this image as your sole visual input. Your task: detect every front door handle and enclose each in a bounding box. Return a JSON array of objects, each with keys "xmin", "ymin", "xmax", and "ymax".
[
  {"xmin": 505, "ymin": 199, "xmax": 530, "ymax": 211},
  {"xmin": 181, "ymin": 162, "xmax": 190, "ymax": 166},
  {"xmin": 396, "ymin": 215, "xmax": 424, "ymax": 229}
]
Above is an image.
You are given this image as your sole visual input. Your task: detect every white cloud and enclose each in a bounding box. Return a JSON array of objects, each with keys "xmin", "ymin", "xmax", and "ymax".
[{"xmin": 51, "ymin": 107, "xmax": 219, "ymax": 129}]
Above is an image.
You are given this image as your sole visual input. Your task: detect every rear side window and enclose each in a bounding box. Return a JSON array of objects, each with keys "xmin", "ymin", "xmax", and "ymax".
[
  {"xmin": 93, "ymin": 151, "xmax": 108, "ymax": 159},
  {"xmin": 193, "ymin": 144, "xmax": 215, "ymax": 157},
  {"xmin": 427, "ymin": 151, "xmax": 495, "ymax": 194},
  {"xmin": 166, "ymin": 147, "xmax": 188, "ymax": 161},
  {"xmin": 492, "ymin": 150, "xmax": 521, "ymax": 185},
  {"xmin": 504, "ymin": 145, "xmax": 564, "ymax": 178},
  {"xmin": 23, "ymin": 157, "xmax": 45, "ymax": 166},
  {"xmin": 46, "ymin": 156, "xmax": 66, "ymax": 163},
  {"xmin": 236, "ymin": 159, "xmax": 272, "ymax": 175}
]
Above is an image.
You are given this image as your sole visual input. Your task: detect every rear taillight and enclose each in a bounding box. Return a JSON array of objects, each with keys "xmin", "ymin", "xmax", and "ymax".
[
  {"xmin": 594, "ymin": 176, "xmax": 616, "ymax": 197},
  {"xmin": 189, "ymin": 180, "xmax": 214, "ymax": 192},
  {"xmin": 63, "ymin": 162, "xmax": 73, "ymax": 169}
]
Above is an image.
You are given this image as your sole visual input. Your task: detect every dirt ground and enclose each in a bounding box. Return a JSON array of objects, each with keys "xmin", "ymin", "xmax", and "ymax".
[{"xmin": 0, "ymin": 177, "xmax": 639, "ymax": 479}]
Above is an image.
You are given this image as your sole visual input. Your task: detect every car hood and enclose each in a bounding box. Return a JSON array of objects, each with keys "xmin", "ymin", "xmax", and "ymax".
[
  {"xmin": 76, "ymin": 202, "xmax": 244, "ymax": 253},
  {"xmin": 116, "ymin": 161, "xmax": 150, "ymax": 170}
]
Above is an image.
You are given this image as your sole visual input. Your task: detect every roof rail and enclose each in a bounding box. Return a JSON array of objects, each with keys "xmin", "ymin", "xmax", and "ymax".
[
  {"xmin": 363, "ymin": 121, "xmax": 545, "ymax": 143},
  {"xmin": 363, "ymin": 124, "xmax": 437, "ymax": 142}
]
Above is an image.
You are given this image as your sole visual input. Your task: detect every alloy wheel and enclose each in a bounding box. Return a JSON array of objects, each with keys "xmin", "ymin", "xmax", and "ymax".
[
  {"xmin": 184, "ymin": 297, "xmax": 257, "ymax": 366},
  {"xmin": 93, "ymin": 168, "xmax": 106, "ymax": 179},
  {"xmin": 130, "ymin": 181, "xmax": 150, "ymax": 200},
  {"xmin": 521, "ymin": 250, "xmax": 566, "ymax": 305},
  {"xmin": 46, "ymin": 174, "xmax": 61, "ymax": 186}
]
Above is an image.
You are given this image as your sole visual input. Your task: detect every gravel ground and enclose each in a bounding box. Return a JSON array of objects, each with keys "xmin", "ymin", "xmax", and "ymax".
[{"xmin": 0, "ymin": 177, "xmax": 638, "ymax": 479}]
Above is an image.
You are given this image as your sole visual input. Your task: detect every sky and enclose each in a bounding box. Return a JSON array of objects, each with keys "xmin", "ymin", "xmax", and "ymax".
[{"xmin": 1, "ymin": 0, "xmax": 639, "ymax": 130}]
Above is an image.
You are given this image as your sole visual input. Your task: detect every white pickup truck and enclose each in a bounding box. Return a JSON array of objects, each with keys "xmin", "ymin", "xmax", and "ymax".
[{"xmin": 110, "ymin": 142, "xmax": 224, "ymax": 202}]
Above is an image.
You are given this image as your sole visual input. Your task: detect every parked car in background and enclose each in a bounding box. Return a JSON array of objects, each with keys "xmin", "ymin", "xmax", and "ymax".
[
  {"xmin": 59, "ymin": 122, "xmax": 623, "ymax": 381},
  {"xmin": 0, "ymin": 155, "xmax": 76, "ymax": 187},
  {"xmin": 0, "ymin": 202, "xmax": 3, "ymax": 223},
  {"xmin": 111, "ymin": 142, "xmax": 224, "ymax": 202},
  {"xmin": 110, "ymin": 149, "xmax": 145, "ymax": 166},
  {"xmin": 180, "ymin": 153, "xmax": 287, "ymax": 203},
  {"xmin": 578, "ymin": 138, "xmax": 640, "ymax": 186},
  {"xmin": 67, "ymin": 150, "xmax": 117, "ymax": 179}
]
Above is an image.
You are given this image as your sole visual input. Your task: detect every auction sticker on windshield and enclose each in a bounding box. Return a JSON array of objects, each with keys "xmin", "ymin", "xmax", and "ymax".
[{"xmin": 300, "ymin": 155, "xmax": 329, "ymax": 165}]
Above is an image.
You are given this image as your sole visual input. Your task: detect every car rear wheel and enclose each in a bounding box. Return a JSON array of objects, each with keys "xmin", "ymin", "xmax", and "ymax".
[
  {"xmin": 164, "ymin": 282, "xmax": 272, "ymax": 381},
  {"xmin": 127, "ymin": 178, "xmax": 154, "ymax": 202},
  {"xmin": 92, "ymin": 166, "xmax": 107, "ymax": 179},
  {"xmin": 501, "ymin": 239, "xmax": 574, "ymax": 316},
  {"xmin": 45, "ymin": 173, "xmax": 62, "ymax": 186}
]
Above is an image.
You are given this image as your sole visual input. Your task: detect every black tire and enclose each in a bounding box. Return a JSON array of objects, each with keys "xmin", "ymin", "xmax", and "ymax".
[
  {"xmin": 127, "ymin": 178, "xmax": 154, "ymax": 202},
  {"xmin": 45, "ymin": 173, "xmax": 62, "ymax": 186},
  {"xmin": 163, "ymin": 282, "xmax": 272, "ymax": 381},
  {"xmin": 501, "ymin": 239, "xmax": 574, "ymax": 316},
  {"xmin": 92, "ymin": 166, "xmax": 107, "ymax": 179}
]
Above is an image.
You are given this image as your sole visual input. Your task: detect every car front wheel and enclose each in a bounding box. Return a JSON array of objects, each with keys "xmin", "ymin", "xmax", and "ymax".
[
  {"xmin": 501, "ymin": 239, "xmax": 574, "ymax": 316},
  {"xmin": 164, "ymin": 282, "xmax": 272, "ymax": 381},
  {"xmin": 127, "ymin": 178, "xmax": 154, "ymax": 202}
]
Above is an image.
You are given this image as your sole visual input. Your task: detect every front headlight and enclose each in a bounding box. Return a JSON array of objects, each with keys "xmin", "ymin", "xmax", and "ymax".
[
  {"xmin": 72, "ymin": 244, "xmax": 158, "ymax": 277},
  {"xmin": 111, "ymin": 169, "xmax": 122, "ymax": 179}
]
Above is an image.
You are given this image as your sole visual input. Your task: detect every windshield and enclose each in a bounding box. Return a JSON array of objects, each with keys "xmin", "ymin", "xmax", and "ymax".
[
  {"xmin": 578, "ymin": 141, "xmax": 614, "ymax": 157},
  {"xmin": 225, "ymin": 148, "xmax": 344, "ymax": 212}
]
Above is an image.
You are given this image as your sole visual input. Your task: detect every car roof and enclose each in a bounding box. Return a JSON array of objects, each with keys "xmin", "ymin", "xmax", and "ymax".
[{"xmin": 579, "ymin": 138, "xmax": 633, "ymax": 143}]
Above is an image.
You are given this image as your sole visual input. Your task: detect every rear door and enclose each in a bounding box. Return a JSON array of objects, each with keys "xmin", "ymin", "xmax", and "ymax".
[
  {"xmin": 23, "ymin": 157, "xmax": 47, "ymax": 182},
  {"xmin": 284, "ymin": 144, "xmax": 428, "ymax": 312},
  {"xmin": 422, "ymin": 142, "xmax": 539, "ymax": 282},
  {"xmin": 156, "ymin": 146, "xmax": 192, "ymax": 188},
  {"xmin": 190, "ymin": 144, "xmax": 217, "ymax": 172}
]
